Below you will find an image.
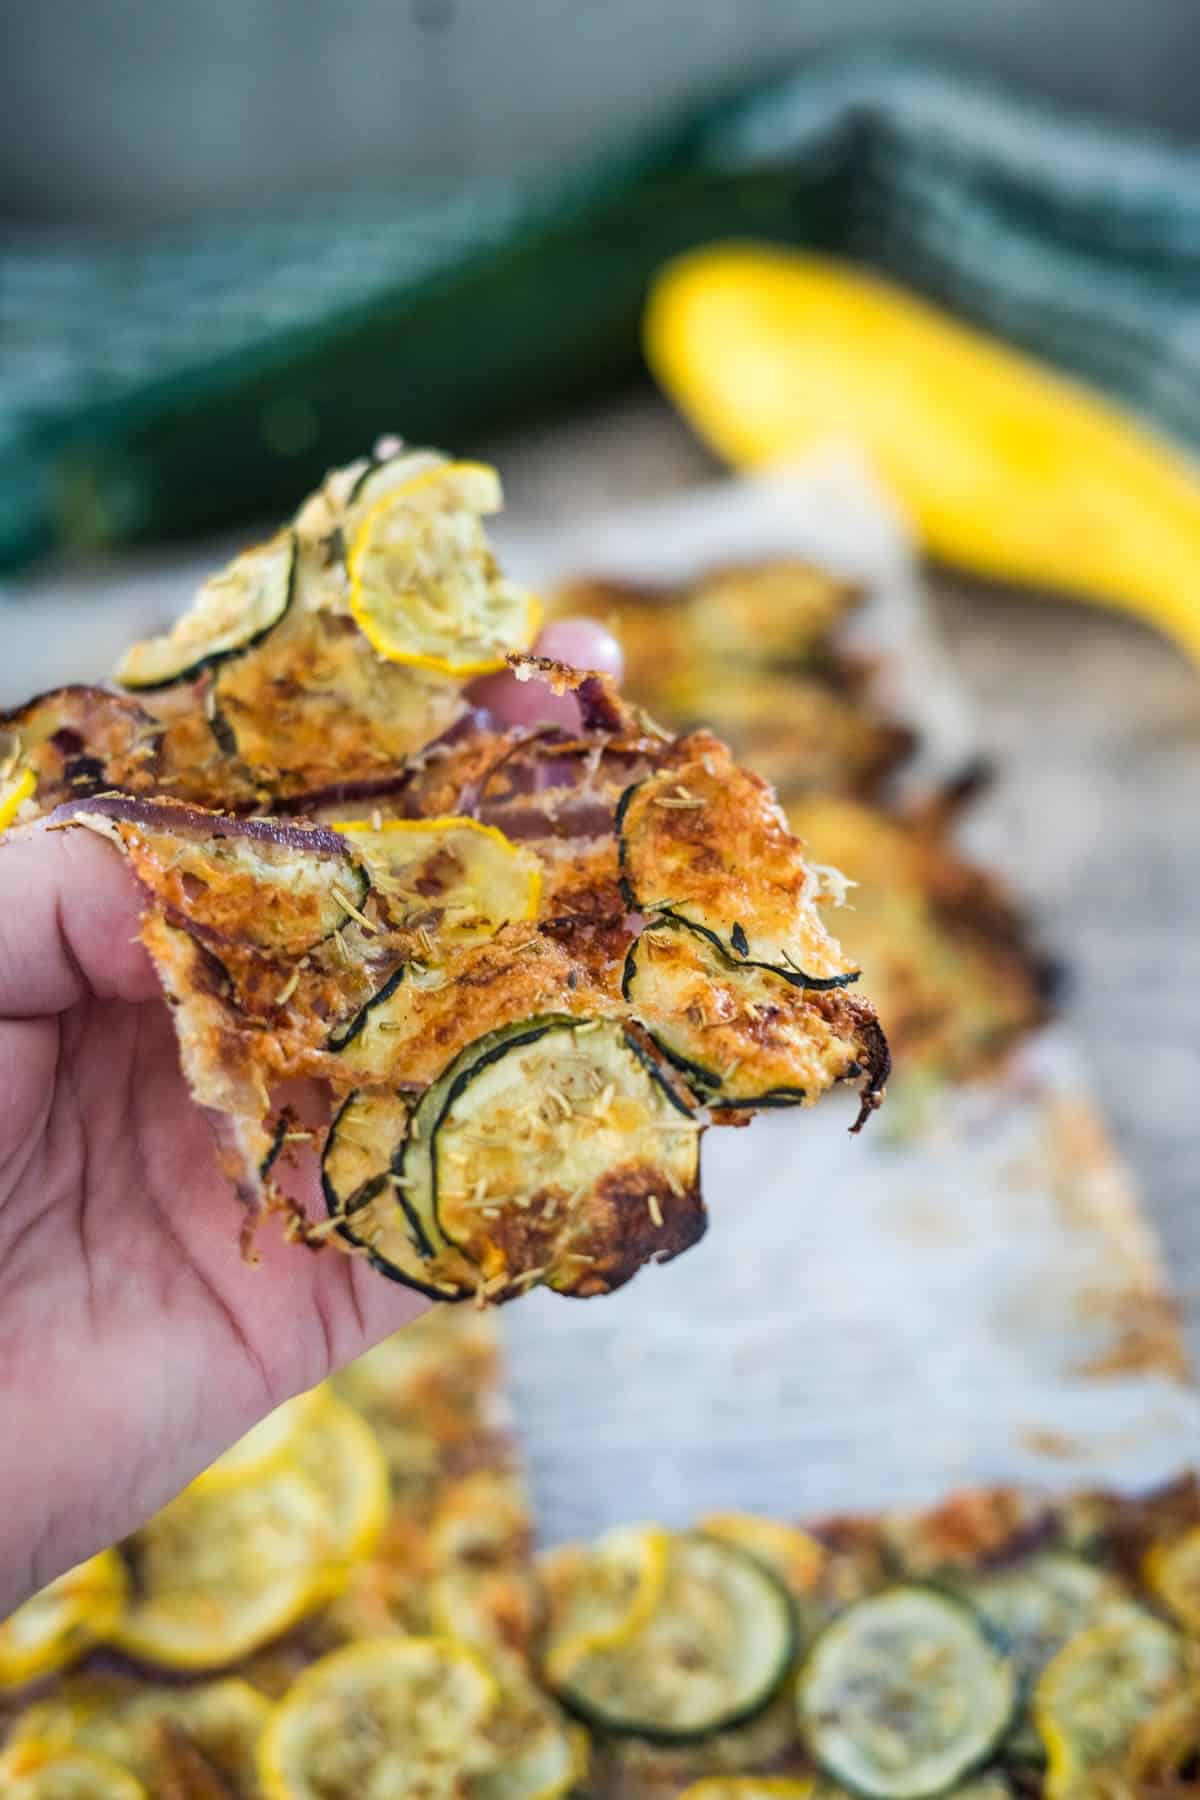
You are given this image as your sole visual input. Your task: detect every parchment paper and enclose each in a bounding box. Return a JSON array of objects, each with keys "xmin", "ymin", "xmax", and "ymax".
[{"xmin": 492, "ymin": 457, "xmax": 1200, "ymax": 1542}]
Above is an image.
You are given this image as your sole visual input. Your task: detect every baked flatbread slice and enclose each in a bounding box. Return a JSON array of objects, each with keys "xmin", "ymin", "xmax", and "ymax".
[{"xmin": 6, "ymin": 448, "xmax": 888, "ymax": 1304}]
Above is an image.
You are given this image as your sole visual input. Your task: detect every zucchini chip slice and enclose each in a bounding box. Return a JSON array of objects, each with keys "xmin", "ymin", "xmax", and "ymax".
[
  {"xmin": 257, "ymin": 1636, "xmax": 501, "ymax": 1797},
  {"xmin": 798, "ymin": 1586, "xmax": 1017, "ymax": 1800},
  {"xmin": 0, "ymin": 1745, "xmax": 146, "ymax": 1799},
  {"xmin": 321, "ymin": 1088, "xmax": 473, "ymax": 1300},
  {"xmin": 73, "ymin": 797, "xmax": 371, "ymax": 958},
  {"xmin": 8, "ymin": 1675, "xmax": 269, "ymax": 1796},
  {"xmin": 616, "ymin": 743, "xmax": 859, "ymax": 991},
  {"xmin": 623, "ymin": 922, "xmax": 872, "ymax": 1108},
  {"xmin": 0, "ymin": 1550, "xmax": 128, "ymax": 1690},
  {"xmin": 540, "ymin": 1524, "xmax": 671, "ymax": 1686},
  {"xmin": 1144, "ymin": 1522, "xmax": 1200, "ymax": 1634},
  {"xmin": 333, "ymin": 816, "xmax": 541, "ymax": 945},
  {"xmin": 553, "ymin": 1533, "xmax": 795, "ymax": 1743},
  {"xmin": 1033, "ymin": 1604, "xmax": 1187, "ymax": 1799},
  {"xmin": 115, "ymin": 531, "xmax": 296, "ymax": 690},
  {"xmin": 110, "ymin": 1466, "xmax": 336, "ymax": 1670},
  {"xmin": 402, "ymin": 1016, "xmax": 705, "ymax": 1300},
  {"xmin": 208, "ymin": 604, "xmax": 465, "ymax": 798},
  {"xmin": 348, "ymin": 462, "xmax": 539, "ymax": 676}
]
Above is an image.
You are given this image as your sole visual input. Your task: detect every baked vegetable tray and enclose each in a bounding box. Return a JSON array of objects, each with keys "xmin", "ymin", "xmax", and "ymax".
[{"xmin": 0, "ymin": 454, "xmax": 1197, "ymax": 1797}]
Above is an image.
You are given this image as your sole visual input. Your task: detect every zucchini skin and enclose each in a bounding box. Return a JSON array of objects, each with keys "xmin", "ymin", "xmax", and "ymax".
[
  {"xmin": 796, "ymin": 1584, "xmax": 1017, "ymax": 1800},
  {"xmin": 121, "ymin": 532, "xmax": 298, "ymax": 692},
  {"xmin": 616, "ymin": 778, "xmax": 860, "ymax": 993},
  {"xmin": 416, "ymin": 1014, "xmax": 704, "ymax": 1295},
  {"xmin": 556, "ymin": 1536, "xmax": 798, "ymax": 1746},
  {"xmin": 320, "ymin": 1090, "xmax": 469, "ymax": 1302},
  {"xmin": 327, "ymin": 964, "xmax": 407, "ymax": 1052},
  {"xmin": 621, "ymin": 929, "xmax": 810, "ymax": 1110}
]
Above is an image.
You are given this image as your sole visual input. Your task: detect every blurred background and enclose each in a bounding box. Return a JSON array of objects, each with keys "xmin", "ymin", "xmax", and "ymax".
[
  {"xmin": 4, "ymin": 4, "xmax": 1200, "ymax": 1368},
  {"xmin": 4, "ymin": 3, "xmax": 1198, "ymax": 226}
]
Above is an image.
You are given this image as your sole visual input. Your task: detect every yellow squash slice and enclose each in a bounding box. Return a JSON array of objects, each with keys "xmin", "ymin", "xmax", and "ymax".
[
  {"xmin": 0, "ymin": 1549, "xmax": 128, "ymax": 1690},
  {"xmin": 7, "ymin": 1675, "xmax": 269, "ymax": 1795},
  {"xmin": 195, "ymin": 1387, "xmax": 326, "ymax": 1491},
  {"xmin": 540, "ymin": 1524, "xmax": 671, "ymax": 1687},
  {"xmin": 110, "ymin": 1466, "xmax": 336, "ymax": 1670},
  {"xmin": 1144, "ymin": 1523, "xmax": 1200, "ymax": 1635},
  {"xmin": 258, "ymin": 1635, "xmax": 500, "ymax": 1798},
  {"xmin": 291, "ymin": 1391, "xmax": 391, "ymax": 1565},
  {"xmin": 1034, "ymin": 1603, "xmax": 1187, "ymax": 1798},
  {"xmin": 348, "ymin": 462, "xmax": 539, "ymax": 675},
  {"xmin": 0, "ymin": 1744, "xmax": 146, "ymax": 1800},
  {"xmin": 333, "ymin": 816, "xmax": 541, "ymax": 948},
  {"xmin": 551, "ymin": 1532, "xmax": 795, "ymax": 1743},
  {"xmin": 697, "ymin": 1515, "xmax": 826, "ymax": 1599},
  {"xmin": 646, "ymin": 245, "xmax": 1200, "ymax": 667},
  {"xmin": 0, "ymin": 766, "xmax": 36, "ymax": 834}
]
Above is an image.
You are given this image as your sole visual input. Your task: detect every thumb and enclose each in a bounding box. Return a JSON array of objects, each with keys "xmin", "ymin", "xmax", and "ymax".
[{"xmin": 0, "ymin": 823, "xmax": 159, "ymax": 1016}]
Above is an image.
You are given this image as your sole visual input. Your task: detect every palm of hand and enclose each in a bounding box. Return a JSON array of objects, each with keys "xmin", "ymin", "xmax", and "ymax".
[
  {"xmin": 0, "ymin": 618, "xmax": 621, "ymax": 1613},
  {"xmin": 0, "ymin": 844, "xmax": 421, "ymax": 1614}
]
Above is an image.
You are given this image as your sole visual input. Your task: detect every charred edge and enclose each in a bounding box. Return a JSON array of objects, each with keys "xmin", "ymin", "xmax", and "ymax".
[
  {"xmin": 63, "ymin": 755, "xmax": 109, "ymax": 793},
  {"xmin": 850, "ymin": 1018, "xmax": 891, "ymax": 1135},
  {"xmin": 577, "ymin": 672, "xmax": 628, "ymax": 734},
  {"xmin": 208, "ymin": 707, "xmax": 240, "ymax": 759},
  {"xmin": 730, "ymin": 920, "xmax": 750, "ymax": 958},
  {"xmin": 259, "ymin": 1113, "xmax": 290, "ymax": 1179},
  {"xmin": 327, "ymin": 963, "xmax": 406, "ymax": 1052}
]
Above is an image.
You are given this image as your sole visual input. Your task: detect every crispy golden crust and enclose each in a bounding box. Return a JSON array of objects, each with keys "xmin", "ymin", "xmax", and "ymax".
[
  {"xmin": 619, "ymin": 738, "xmax": 858, "ymax": 990},
  {"xmin": 57, "ymin": 717, "xmax": 884, "ymax": 1297},
  {"xmin": 5, "ymin": 461, "xmax": 888, "ymax": 1304}
]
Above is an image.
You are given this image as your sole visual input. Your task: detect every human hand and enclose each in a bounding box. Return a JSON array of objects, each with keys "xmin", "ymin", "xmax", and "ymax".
[{"xmin": 0, "ymin": 620, "xmax": 620, "ymax": 1613}]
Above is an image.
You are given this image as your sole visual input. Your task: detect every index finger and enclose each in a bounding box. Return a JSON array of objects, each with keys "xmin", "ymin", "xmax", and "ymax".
[{"xmin": 471, "ymin": 619, "xmax": 624, "ymax": 730}]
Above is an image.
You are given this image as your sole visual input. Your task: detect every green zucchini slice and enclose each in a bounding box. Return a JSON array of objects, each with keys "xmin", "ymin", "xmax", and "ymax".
[
  {"xmin": 321, "ymin": 1089, "xmax": 470, "ymax": 1301},
  {"xmin": 553, "ymin": 1532, "xmax": 795, "ymax": 1744},
  {"xmin": 615, "ymin": 749, "xmax": 859, "ymax": 992},
  {"xmin": 954, "ymin": 1552, "xmax": 1129, "ymax": 1763},
  {"xmin": 797, "ymin": 1586, "xmax": 1017, "ymax": 1800},
  {"xmin": 622, "ymin": 922, "xmax": 869, "ymax": 1108},
  {"xmin": 114, "ymin": 531, "xmax": 295, "ymax": 690},
  {"xmin": 400, "ymin": 1015, "xmax": 705, "ymax": 1300}
]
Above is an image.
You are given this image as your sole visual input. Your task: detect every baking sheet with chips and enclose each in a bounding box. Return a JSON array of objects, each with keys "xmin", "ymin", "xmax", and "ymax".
[{"xmin": 493, "ymin": 456, "xmax": 1200, "ymax": 1541}]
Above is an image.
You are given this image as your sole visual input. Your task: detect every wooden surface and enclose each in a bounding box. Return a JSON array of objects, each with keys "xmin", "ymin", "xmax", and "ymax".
[{"xmin": 488, "ymin": 393, "xmax": 1200, "ymax": 1370}]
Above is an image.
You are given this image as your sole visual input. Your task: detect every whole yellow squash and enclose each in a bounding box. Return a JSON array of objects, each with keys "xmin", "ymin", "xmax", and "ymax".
[{"xmin": 645, "ymin": 244, "xmax": 1200, "ymax": 665}]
